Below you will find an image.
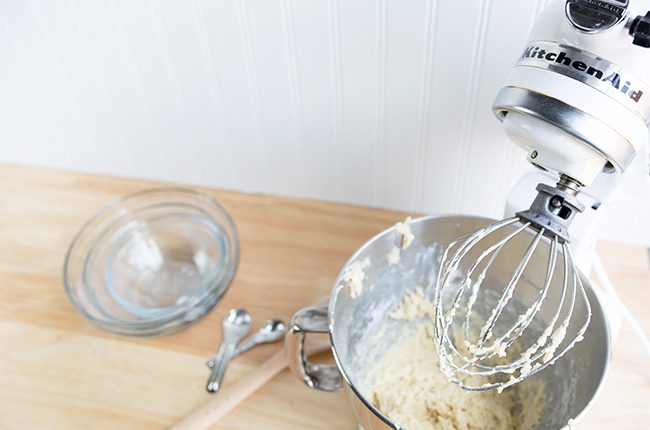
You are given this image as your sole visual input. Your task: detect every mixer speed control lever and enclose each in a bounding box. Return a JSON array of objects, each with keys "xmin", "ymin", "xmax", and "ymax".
[{"xmin": 629, "ymin": 12, "xmax": 650, "ymax": 47}]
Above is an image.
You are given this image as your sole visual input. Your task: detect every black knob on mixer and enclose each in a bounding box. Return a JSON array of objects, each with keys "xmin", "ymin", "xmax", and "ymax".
[{"xmin": 629, "ymin": 12, "xmax": 650, "ymax": 48}]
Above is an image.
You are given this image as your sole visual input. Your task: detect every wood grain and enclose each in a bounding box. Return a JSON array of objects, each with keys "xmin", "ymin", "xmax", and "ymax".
[{"xmin": 0, "ymin": 164, "xmax": 648, "ymax": 429}]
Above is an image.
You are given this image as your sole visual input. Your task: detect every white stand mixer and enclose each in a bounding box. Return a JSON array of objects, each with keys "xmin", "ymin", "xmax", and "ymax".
[
  {"xmin": 501, "ymin": 0, "xmax": 650, "ymax": 349},
  {"xmin": 434, "ymin": 0, "xmax": 650, "ymax": 391}
]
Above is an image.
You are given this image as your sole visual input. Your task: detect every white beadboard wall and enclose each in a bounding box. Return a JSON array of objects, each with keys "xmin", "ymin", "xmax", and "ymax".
[{"xmin": 0, "ymin": 0, "xmax": 648, "ymax": 245}]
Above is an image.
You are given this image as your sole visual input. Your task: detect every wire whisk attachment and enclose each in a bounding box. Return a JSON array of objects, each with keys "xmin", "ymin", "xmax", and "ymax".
[{"xmin": 433, "ymin": 180, "xmax": 592, "ymax": 392}]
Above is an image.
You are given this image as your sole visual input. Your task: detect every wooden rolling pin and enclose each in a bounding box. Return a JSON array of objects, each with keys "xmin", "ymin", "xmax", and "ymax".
[{"xmin": 171, "ymin": 341, "xmax": 330, "ymax": 430}]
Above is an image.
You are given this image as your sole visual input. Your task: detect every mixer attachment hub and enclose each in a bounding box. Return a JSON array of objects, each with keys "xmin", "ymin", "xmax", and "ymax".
[{"xmin": 516, "ymin": 182, "xmax": 586, "ymax": 243}]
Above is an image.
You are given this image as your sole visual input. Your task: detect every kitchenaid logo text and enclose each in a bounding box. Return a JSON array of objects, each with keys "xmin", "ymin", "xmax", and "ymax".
[{"xmin": 521, "ymin": 44, "xmax": 643, "ymax": 103}]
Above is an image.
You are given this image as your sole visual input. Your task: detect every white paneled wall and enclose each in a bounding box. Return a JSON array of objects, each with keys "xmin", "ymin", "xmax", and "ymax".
[{"xmin": 1, "ymin": 0, "xmax": 648, "ymax": 244}]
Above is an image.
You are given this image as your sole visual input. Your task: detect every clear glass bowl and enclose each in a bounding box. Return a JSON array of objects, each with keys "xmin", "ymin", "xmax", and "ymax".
[{"xmin": 64, "ymin": 188, "xmax": 239, "ymax": 336}]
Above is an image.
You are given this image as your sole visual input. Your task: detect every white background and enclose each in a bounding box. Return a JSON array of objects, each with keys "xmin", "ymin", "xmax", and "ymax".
[{"xmin": 0, "ymin": 0, "xmax": 648, "ymax": 244}]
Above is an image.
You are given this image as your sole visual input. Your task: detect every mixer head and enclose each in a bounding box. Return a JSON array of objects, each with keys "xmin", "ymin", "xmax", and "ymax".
[{"xmin": 493, "ymin": 0, "xmax": 650, "ymax": 188}]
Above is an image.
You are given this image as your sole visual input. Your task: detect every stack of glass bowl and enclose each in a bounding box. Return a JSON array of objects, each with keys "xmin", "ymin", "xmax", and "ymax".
[{"xmin": 64, "ymin": 188, "xmax": 239, "ymax": 336}]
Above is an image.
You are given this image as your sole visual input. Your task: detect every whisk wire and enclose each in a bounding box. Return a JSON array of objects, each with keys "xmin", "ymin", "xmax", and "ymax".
[
  {"xmin": 466, "ymin": 236, "xmax": 559, "ymax": 362},
  {"xmin": 476, "ymin": 228, "xmax": 545, "ymax": 346}
]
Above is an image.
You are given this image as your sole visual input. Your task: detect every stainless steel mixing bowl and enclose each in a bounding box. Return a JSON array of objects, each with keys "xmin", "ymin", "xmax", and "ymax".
[{"xmin": 287, "ymin": 215, "xmax": 610, "ymax": 430}]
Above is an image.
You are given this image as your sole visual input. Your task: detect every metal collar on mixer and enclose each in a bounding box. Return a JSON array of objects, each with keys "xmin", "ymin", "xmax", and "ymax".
[{"xmin": 493, "ymin": 86, "xmax": 638, "ymax": 173}]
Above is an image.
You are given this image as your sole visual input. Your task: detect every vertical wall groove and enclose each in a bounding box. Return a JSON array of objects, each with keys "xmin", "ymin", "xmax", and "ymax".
[
  {"xmin": 235, "ymin": 0, "xmax": 270, "ymax": 190},
  {"xmin": 412, "ymin": 0, "xmax": 439, "ymax": 211},
  {"xmin": 191, "ymin": 0, "xmax": 235, "ymax": 184},
  {"xmin": 328, "ymin": 0, "xmax": 346, "ymax": 200},
  {"xmin": 453, "ymin": 0, "xmax": 493, "ymax": 212},
  {"xmin": 148, "ymin": 0, "xmax": 201, "ymax": 176},
  {"xmin": 107, "ymin": 0, "xmax": 159, "ymax": 174},
  {"xmin": 65, "ymin": 0, "xmax": 125, "ymax": 170},
  {"xmin": 281, "ymin": 0, "xmax": 309, "ymax": 196},
  {"xmin": 373, "ymin": 0, "xmax": 388, "ymax": 206},
  {"xmin": 27, "ymin": 0, "xmax": 101, "ymax": 170}
]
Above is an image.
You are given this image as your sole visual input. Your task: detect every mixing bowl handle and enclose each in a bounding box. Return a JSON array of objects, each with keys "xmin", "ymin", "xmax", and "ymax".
[{"xmin": 286, "ymin": 305, "xmax": 343, "ymax": 392}]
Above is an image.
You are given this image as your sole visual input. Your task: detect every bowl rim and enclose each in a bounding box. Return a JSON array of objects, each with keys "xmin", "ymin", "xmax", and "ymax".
[
  {"xmin": 63, "ymin": 187, "xmax": 239, "ymax": 336},
  {"xmin": 327, "ymin": 214, "xmax": 612, "ymax": 430}
]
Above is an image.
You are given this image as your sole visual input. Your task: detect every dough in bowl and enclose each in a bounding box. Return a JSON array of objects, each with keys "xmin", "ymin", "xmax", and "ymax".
[{"xmin": 363, "ymin": 288, "xmax": 544, "ymax": 430}]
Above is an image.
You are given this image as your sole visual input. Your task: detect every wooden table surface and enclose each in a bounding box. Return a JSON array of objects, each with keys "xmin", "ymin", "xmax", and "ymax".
[{"xmin": 0, "ymin": 164, "xmax": 648, "ymax": 429}]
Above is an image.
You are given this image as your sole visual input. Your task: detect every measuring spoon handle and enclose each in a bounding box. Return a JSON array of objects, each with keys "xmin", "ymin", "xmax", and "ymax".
[
  {"xmin": 206, "ymin": 342, "xmax": 237, "ymax": 393},
  {"xmin": 207, "ymin": 334, "xmax": 261, "ymax": 368}
]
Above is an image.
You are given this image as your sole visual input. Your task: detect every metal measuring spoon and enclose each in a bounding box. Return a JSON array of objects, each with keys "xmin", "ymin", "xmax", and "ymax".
[
  {"xmin": 206, "ymin": 309, "xmax": 252, "ymax": 393},
  {"xmin": 206, "ymin": 319, "xmax": 287, "ymax": 368}
]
